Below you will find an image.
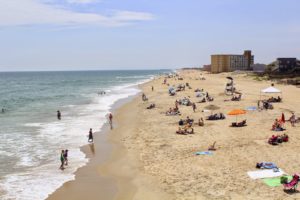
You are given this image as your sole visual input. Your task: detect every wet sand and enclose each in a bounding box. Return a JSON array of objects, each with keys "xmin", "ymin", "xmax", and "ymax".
[{"xmin": 47, "ymin": 128, "xmax": 117, "ymax": 200}]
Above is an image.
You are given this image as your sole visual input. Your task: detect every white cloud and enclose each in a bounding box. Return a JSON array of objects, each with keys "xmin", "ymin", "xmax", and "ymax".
[
  {"xmin": 65, "ymin": 0, "xmax": 100, "ymax": 4},
  {"xmin": 0, "ymin": 0, "xmax": 154, "ymax": 27}
]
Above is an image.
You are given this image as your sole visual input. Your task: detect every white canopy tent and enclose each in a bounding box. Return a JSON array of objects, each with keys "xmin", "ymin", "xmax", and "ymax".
[
  {"xmin": 261, "ymin": 86, "xmax": 281, "ymax": 93},
  {"xmin": 260, "ymin": 86, "xmax": 282, "ymax": 100}
]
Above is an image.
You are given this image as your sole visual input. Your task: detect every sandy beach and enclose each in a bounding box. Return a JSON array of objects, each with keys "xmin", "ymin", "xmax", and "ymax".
[{"xmin": 49, "ymin": 70, "xmax": 300, "ymax": 200}]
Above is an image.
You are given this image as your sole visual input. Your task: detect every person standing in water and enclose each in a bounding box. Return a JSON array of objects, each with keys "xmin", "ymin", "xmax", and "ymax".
[
  {"xmin": 59, "ymin": 150, "xmax": 65, "ymax": 170},
  {"xmin": 1, "ymin": 108, "xmax": 4, "ymax": 113},
  {"xmin": 109, "ymin": 113, "xmax": 113, "ymax": 129},
  {"xmin": 88, "ymin": 128, "xmax": 93, "ymax": 143},
  {"xmin": 57, "ymin": 110, "xmax": 61, "ymax": 120}
]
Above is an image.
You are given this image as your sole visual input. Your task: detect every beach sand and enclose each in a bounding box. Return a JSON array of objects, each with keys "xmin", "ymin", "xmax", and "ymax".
[{"xmin": 49, "ymin": 70, "xmax": 300, "ymax": 200}]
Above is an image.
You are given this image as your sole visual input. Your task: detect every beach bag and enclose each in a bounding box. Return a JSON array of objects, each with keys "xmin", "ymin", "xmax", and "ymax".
[
  {"xmin": 179, "ymin": 120, "xmax": 184, "ymax": 126},
  {"xmin": 280, "ymin": 176, "xmax": 288, "ymax": 184}
]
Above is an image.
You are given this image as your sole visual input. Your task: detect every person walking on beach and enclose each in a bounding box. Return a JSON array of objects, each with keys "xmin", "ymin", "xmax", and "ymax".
[
  {"xmin": 59, "ymin": 150, "xmax": 65, "ymax": 170},
  {"xmin": 57, "ymin": 110, "xmax": 61, "ymax": 120},
  {"xmin": 151, "ymin": 86, "xmax": 154, "ymax": 91},
  {"xmin": 290, "ymin": 112, "xmax": 296, "ymax": 127},
  {"xmin": 64, "ymin": 149, "xmax": 68, "ymax": 166},
  {"xmin": 192, "ymin": 103, "xmax": 197, "ymax": 112},
  {"xmin": 88, "ymin": 128, "xmax": 93, "ymax": 143},
  {"xmin": 109, "ymin": 113, "xmax": 113, "ymax": 129}
]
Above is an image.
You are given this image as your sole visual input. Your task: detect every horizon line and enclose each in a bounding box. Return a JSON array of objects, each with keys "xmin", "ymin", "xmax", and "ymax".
[{"xmin": 0, "ymin": 68, "xmax": 176, "ymax": 73}]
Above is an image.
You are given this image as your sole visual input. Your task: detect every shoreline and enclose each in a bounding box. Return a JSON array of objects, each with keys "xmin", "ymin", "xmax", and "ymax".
[{"xmin": 47, "ymin": 81, "xmax": 157, "ymax": 200}]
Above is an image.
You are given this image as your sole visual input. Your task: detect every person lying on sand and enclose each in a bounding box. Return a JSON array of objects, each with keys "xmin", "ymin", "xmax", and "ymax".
[
  {"xmin": 256, "ymin": 162, "xmax": 278, "ymax": 169},
  {"xmin": 176, "ymin": 127, "xmax": 194, "ymax": 135},
  {"xmin": 166, "ymin": 107, "xmax": 181, "ymax": 116},
  {"xmin": 147, "ymin": 103, "xmax": 155, "ymax": 109}
]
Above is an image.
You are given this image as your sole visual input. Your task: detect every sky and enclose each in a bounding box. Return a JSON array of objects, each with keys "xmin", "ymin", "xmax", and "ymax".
[{"xmin": 0, "ymin": 0, "xmax": 299, "ymax": 71}]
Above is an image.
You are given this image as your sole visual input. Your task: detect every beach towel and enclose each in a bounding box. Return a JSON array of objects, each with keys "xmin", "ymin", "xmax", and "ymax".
[
  {"xmin": 195, "ymin": 151, "xmax": 213, "ymax": 155},
  {"xmin": 246, "ymin": 106, "xmax": 257, "ymax": 111},
  {"xmin": 247, "ymin": 168, "xmax": 285, "ymax": 180},
  {"xmin": 263, "ymin": 176, "xmax": 292, "ymax": 187}
]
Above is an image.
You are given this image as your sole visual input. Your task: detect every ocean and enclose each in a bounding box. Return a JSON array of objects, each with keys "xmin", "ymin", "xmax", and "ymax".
[{"xmin": 0, "ymin": 70, "xmax": 169, "ymax": 200}]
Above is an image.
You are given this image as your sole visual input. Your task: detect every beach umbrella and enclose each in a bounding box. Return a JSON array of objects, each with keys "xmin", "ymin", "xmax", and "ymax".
[{"xmin": 228, "ymin": 109, "xmax": 246, "ymax": 122}]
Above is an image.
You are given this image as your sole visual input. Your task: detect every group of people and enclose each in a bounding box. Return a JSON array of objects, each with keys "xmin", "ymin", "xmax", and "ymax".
[
  {"xmin": 268, "ymin": 134, "xmax": 289, "ymax": 145},
  {"xmin": 178, "ymin": 116, "xmax": 194, "ymax": 126},
  {"xmin": 176, "ymin": 126, "xmax": 194, "ymax": 135},
  {"xmin": 98, "ymin": 91, "xmax": 106, "ymax": 95},
  {"xmin": 258, "ymin": 100, "xmax": 274, "ymax": 110},
  {"xmin": 166, "ymin": 107, "xmax": 180, "ymax": 116},
  {"xmin": 207, "ymin": 113, "xmax": 226, "ymax": 120},
  {"xmin": 57, "ymin": 110, "xmax": 114, "ymax": 170},
  {"xmin": 231, "ymin": 120, "xmax": 247, "ymax": 127},
  {"xmin": 267, "ymin": 96, "xmax": 282, "ymax": 103}
]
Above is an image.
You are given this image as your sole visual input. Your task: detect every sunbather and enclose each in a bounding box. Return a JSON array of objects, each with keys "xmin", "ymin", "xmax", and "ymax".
[
  {"xmin": 147, "ymin": 104, "xmax": 155, "ymax": 109},
  {"xmin": 256, "ymin": 162, "xmax": 278, "ymax": 169},
  {"xmin": 267, "ymin": 96, "xmax": 282, "ymax": 103},
  {"xmin": 272, "ymin": 119, "xmax": 285, "ymax": 131},
  {"xmin": 231, "ymin": 120, "xmax": 247, "ymax": 127},
  {"xmin": 176, "ymin": 127, "xmax": 194, "ymax": 135},
  {"xmin": 184, "ymin": 127, "xmax": 194, "ymax": 134},
  {"xmin": 176, "ymin": 127, "xmax": 186, "ymax": 134},
  {"xmin": 166, "ymin": 108, "xmax": 181, "ymax": 116},
  {"xmin": 263, "ymin": 101, "xmax": 273, "ymax": 110},
  {"xmin": 207, "ymin": 113, "xmax": 226, "ymax": 120},
  {"xmin": 198, "ymin": 118, "xmax": 204, "ymax": 126},
  {"xmin": 206, "ymin": 95, "xmax": 214, "ymax": 102},
  {"xmin": 208, "ymin": 142, "xmax": 216, "ymax": 151},
  {"xmin": 268, "ymin": 134, "xmax": 288, "ymax": 145},
  {"xmin": 198, "ymin": 98, "xmax": 206, "ymax": 103},
  {"xmin": 231, "ymin": 94, "xmax": 242, "ymax": 101}
]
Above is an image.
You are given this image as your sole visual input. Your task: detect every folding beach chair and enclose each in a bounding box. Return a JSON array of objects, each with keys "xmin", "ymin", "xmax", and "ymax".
[{"xmin": 283, "ymin": 174, "xmax": 300, "ymax": 191}]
